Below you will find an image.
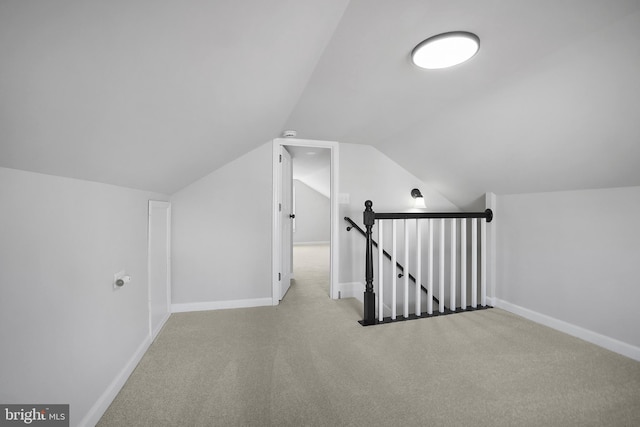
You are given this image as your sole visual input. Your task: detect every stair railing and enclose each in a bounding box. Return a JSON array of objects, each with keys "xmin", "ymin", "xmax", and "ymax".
[
  {"xmin": 361, "ymin": 200, "xmax": 494, "ymax": 326},
  {"xmin": 344, "ymin": 216, "xmax": 441, "ymax": 307}
]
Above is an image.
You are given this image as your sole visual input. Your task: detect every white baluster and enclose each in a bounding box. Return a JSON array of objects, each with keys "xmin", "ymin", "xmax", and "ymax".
[
  {"xmin": 415, "ymin": 219, "xmax": 422, "ymax": 317},
  {"xmin": 460, "ymin": 218, "xmax": 467, "ymax": 310},
  {"xmin": 450, "ymin": 218, "xmax": 457, "ymax": 312},
  {"xmin": 471, "ymin": 218, "xmax": 478, "ymax": 309},
  {"xmin": 427, "ymin": 219, "xmax": 433, "ymax": 315},
  {"xmin": 439, "ymin": 218, "xmax": 445, "ymax": 313},
  {"xmin": 391, "ymin": 220, "xmax": 397, "ymax": 320},
  {"xmin": 378, "ymin": 221, "xmax": 384, "ymax": 322},
  {"xmin": 481, "ymin": 217, "xmax": 487, "ymax": 307},
  {"xmin": 404, "ymin": 219, "xmax": 409, "ymax": 318}
]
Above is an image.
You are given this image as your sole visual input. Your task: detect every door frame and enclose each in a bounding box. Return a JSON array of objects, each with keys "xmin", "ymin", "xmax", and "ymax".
[
  {"xmin": 272, "ymin": 138, "xmax": 339, "ymax": 305},
  {"xmin": 147, "ymin": 200, "xmax": 171, "ymax": 340}
]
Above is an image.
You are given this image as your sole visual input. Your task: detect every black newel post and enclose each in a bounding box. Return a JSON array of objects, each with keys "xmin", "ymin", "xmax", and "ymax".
[{"xmin": 363, "ymin": 200, "xmax": 376, "ymax": 325}]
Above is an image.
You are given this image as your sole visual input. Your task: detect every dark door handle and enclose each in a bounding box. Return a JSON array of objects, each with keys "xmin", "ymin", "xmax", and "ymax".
[{"xmin": 289, "ymin": 214, "xmax": 295, "ymax": 219}]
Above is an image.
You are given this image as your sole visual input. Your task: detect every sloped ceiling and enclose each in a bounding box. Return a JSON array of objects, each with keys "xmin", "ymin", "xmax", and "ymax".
[
  {"xmin": 2, "ymin": 1, "xmax": 640, "ymax": 207},
  {"xmin": 0, "ymin": 0, "xmax": 349, "ymax": 193},
  {"xmin": 288, "ymin": 145, "xmax": 330, "ymax": 198}
]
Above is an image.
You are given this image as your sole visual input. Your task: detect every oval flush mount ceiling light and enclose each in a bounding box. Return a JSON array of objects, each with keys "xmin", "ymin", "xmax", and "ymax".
[{"xmin": 411, "ymin": 31, "xmax": 480, "ymax": 69}]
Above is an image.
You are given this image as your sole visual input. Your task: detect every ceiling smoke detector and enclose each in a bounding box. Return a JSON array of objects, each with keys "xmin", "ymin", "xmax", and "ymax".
[{"xmin": 282, "ymin": 130, "xmax": 297, "ymax": 138}]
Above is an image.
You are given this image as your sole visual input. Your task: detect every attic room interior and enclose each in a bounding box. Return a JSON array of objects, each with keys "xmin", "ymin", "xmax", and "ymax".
[{"xmin": 1, "ymin": 1, "xmax": 640, "ymax": 426}]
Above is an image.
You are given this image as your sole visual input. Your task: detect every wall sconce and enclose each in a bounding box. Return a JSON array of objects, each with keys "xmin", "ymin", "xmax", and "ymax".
[{"xmin": 411, "ymin": 188, "xmax": 426, "ymax": 209}]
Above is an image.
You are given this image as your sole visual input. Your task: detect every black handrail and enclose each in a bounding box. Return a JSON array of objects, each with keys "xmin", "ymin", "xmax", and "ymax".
[
  {"xmin": 344, "ymin": 216, "xmax": 441, "ymax": 307},
  {"xmin": 375, "ymin": 209, "xmax": 493, "ymax": 222}
]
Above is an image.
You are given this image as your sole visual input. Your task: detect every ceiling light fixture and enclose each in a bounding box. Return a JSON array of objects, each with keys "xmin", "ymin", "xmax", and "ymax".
[{"xmin": 411, "ymin": 31, "xmax": 480, "ymax": 70}]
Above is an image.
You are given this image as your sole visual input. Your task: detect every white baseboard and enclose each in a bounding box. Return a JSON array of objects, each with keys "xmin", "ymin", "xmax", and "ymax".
[
  {"xmin": 171, "ymin": 297, "xmax": 273, "ymax": 313},
  {"xmin": 337, "ymin": 282, "xmax": 394, "ymax": 318},
  {"xmin": 293, "ymin": 241, "xmax": 330, "ymax": 246},
  {"xmin": 79, "ymin": 334, "xmax": 153, "ymax": 427},
  {"xmin": 338, "ymin": 282, "xmax": 364, "ymax": 302},
  {"xmin": 151, "ymin": 311, "xmax": 171, "ymax": 341},
  {"xmin": 493, "ymin": 298, "xmax": 640, "ymax": 362}
]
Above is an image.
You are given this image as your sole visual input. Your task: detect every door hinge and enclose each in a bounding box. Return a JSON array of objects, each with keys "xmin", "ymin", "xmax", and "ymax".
[
  {"xmin": 278, "ymin": 273, "xmax": 281, "ymax": 281},
  {"xmin": 279, "ymin": 154, "xmax": 282, "ymax": 163},
  {"xmin": 279, "ymin": 203, "xmax": 282, "ymax": 212}
]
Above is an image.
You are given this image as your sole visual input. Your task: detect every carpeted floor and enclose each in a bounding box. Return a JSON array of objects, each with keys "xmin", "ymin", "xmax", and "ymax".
[{"xmin": 98, "ymin": 244, "xmax": 640, "ymax": 426}]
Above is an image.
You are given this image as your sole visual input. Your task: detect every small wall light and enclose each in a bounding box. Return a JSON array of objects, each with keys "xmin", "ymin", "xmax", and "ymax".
[
  {"xmin": 411, "ymin": 188, "xmax": 426, "ymax": 209},
  {"xmin": 113, "ymin": 271, "xmax": 131, "ymax": 289}
]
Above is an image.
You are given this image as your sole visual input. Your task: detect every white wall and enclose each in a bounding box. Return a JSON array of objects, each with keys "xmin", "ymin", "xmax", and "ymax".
[
  {"xmin": 496, "ymin": 186, "xmax": 640, "ymax": 355},
  {"xmin": 171, "ymin": 142, "xmax": 272, "ymax": 308},
  {"xmin": 169, "ymin": 141, "xmax": 464, "ymax": 314},
  {"xmin": 0, "ymin": 167, "xmax": 168, "ymax": 426},
  {"xmin": 293, "ymin": 179, "xmax": 330, "ymax": 244},
  {"xmin": 338, "ymin": 143, "xmax": 460, "ymax": 307}
]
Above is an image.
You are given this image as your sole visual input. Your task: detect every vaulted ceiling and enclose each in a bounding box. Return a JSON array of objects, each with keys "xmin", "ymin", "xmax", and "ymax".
[{"xmin": 2, "ymin": 0, "xmax": 640, "ymax": 208}]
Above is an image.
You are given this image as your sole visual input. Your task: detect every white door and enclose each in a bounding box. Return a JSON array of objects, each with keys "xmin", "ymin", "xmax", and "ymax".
[
  {"xmin": 148, "ymin": 200, "xmax": 171, "ymax": 339},
  {"xmin": 280, "ymin": 146, "xmax": 294, "ymax": 300}
]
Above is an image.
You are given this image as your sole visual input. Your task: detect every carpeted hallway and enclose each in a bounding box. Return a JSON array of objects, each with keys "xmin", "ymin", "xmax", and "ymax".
[{"xmin": 98, "ymin": 244, "xmax": 640, "ymax": 426}]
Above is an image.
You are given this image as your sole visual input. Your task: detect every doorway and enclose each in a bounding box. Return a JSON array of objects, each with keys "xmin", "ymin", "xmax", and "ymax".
[
  {"xmin": 271, "ymin": 138, "xmax": 339, "ymax": 305},
  {"xmin": 289, "ymin": 145, "xmax": 331, "ymax": 297}
]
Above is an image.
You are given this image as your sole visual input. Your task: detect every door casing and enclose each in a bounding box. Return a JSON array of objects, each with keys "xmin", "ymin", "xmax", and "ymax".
[{"xmin": 271, "ymin": 138, "xmax": 339, "ymax": 305}]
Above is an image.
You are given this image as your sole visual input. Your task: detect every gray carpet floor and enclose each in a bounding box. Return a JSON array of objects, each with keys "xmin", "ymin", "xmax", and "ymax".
[{"xmin": 99, "ymin": 244, "xmax": 640, "ymax": 426}]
